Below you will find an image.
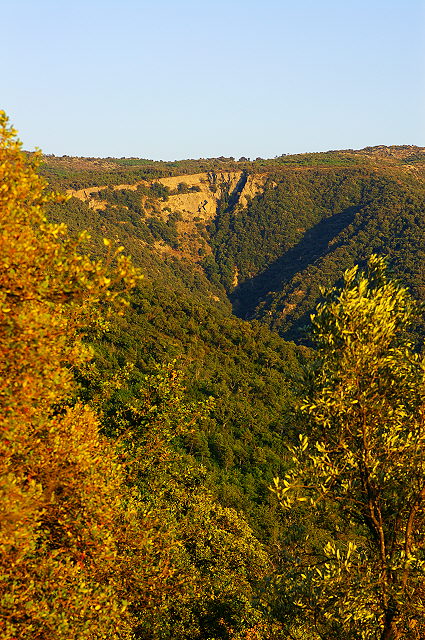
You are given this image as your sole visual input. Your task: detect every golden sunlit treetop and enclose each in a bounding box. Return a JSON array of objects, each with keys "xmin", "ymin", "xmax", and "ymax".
[{"xmin": 0, "ymin": 111, "xmax": 143, "ymax": 640}]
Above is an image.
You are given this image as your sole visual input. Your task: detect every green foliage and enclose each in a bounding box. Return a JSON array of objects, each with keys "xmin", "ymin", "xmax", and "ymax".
[
  {"xmin": 208, "ymin": 167, "xmax": 368, "ymax": 298},
  {"xmin": 108, "ymin": 363, "xmax": 273, "ymax": 640},
  {"xmin": 149, "ymin": 181, "xmax": 171, "ymax": 200},
  {"xmin": 46, "ymin": 173, "xmax": 307, "ymax": 546},
  {"xmin": 175, "ymin": 181, "xmax": 201, "ymax": 194},
  {"xmin": 90, "ymin": 284, "xmax": 306, "ymax": 543},
  {"xmin": 272, "ymin": 256, "xmax": 425, "ymax": 639},
  {"xmin": 92, "ymin": 185, "xmax": 147, "ymax": 214},
  {"xmin": 239, "ymin": 174, "xmax": 425, "ymax": 342}
]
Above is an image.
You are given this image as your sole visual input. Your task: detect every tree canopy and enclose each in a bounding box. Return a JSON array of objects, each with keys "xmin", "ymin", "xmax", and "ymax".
[{"xmin": 273, "ymin": 256, "xmax": 425, "ymax": 639}]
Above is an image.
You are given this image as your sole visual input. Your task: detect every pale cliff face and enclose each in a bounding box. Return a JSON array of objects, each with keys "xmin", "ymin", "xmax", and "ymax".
[
  {"xmin": 156, "ymin": 172, "xmax": 227, "ymax": 221},
  {"xmin": 66, "ymin": 171, "xmax": 268, "ymax": 262},
  {"xmin": 156, "ymin": 171, "xmax": 267, "ymax": 219},
  {"xmin": 68, "ymin": 171, "xmax": 267, "ymax": 220},
  {"xmin": 238, "ymin": 174, "xmax": 267, "ymax": 208}
]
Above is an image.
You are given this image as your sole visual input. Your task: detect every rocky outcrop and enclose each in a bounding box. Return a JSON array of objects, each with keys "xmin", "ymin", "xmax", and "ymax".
[
  {"xmin": 238, "ymin": 174, "xmax": 267, "ymax": 208},
  {"xmin": 65, "ymin": 171, "xmax": 268, "ymax": 262},
  {"xmin": 157, "ymin": 172, "xmax": 243, "ymax": 220},
  {"xmin": 67, "ymin": 171, "xmax": 268, "ymax": 220},
  {"xmin": 157, "ymin": 171, "xmax": 267, "ymax": 218}
]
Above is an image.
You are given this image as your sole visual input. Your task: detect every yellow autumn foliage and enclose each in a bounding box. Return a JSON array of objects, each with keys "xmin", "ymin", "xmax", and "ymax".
[{"xmin": 0, "ymin": 111, "xmax": 144, "ymax": 640}]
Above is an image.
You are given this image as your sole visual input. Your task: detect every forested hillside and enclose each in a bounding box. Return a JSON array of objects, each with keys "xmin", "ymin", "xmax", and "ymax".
[
  {"xmin": 42, "ymin": 143, "xmax": 425, "ymax": 347},
  {"xmin": 4, "ymin": 110, "xmax": 425, "ymax": 640}
]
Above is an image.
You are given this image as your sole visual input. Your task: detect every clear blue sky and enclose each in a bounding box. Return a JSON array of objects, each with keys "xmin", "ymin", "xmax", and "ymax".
[{"xmin": 2, "ymin": 0, "xmax": 424, "ymax": 159}]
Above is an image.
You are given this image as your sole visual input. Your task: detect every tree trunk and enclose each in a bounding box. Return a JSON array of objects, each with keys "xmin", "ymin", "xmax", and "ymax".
[{"xmin": 381, "ymin": 610, "xmax": 400, "ymax": 640}]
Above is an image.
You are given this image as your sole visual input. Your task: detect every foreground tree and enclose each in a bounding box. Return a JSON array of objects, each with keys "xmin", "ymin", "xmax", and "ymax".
[
  {"xmin": 0, "ymin": 111, "xmax": 149, "ymax": 639},
  {"xmin": 272, "ymin": 256, "xmax": 425, "ymax": 640}
]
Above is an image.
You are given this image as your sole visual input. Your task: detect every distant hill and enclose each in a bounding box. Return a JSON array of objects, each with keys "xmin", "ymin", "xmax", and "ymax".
[{"xmin": 43, "ymin": 144, "xmax": 425, "ymax": 342}]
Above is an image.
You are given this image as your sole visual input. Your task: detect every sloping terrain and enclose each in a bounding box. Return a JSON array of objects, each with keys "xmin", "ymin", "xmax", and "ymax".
[
  {"xmin": 39, "ymin": 143, "xmax": 425, "ymax": 629},
  {"xmin": 44, "ymin": 145, "xmax": 425, "ymax": 343},
  {"xmin": 44, "ymin": 162, "xmax": 307, "ymax": 544}
]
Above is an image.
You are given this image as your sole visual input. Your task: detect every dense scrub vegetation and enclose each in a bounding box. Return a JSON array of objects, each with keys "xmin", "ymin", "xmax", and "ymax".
[
  {"xmin": 4, "ymin": 113, "xmax": 425, "ymax": 639},
  {"xmin": 244, "ymin": 173, "xmax": 425, "ymax": 341},
  {"xmin": 204, "ymin": 167, "xmax": 425, "ymax": 344},
  {"xmin": 46, "ymin": 173, "xmax": 307, "ymax": 546}
]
